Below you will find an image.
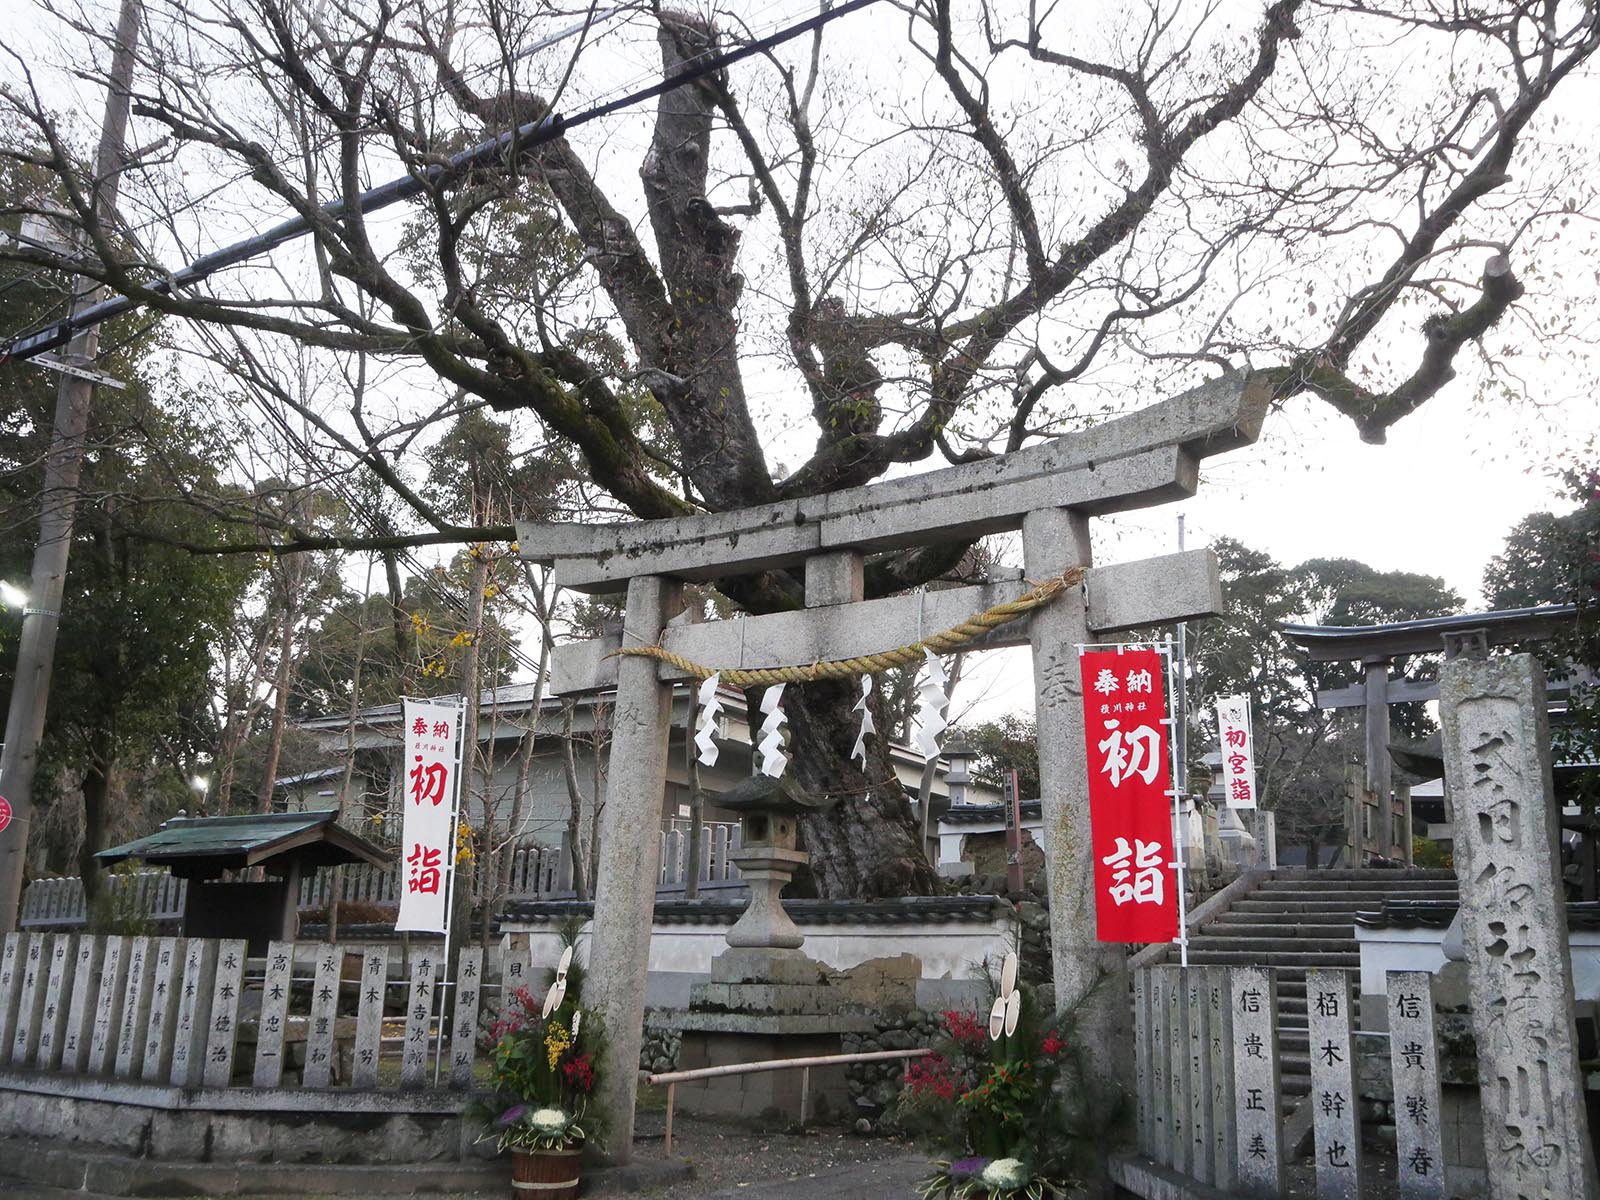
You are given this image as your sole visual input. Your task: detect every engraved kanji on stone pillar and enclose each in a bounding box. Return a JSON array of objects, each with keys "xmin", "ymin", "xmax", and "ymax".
[
  {"xmin": 12, "ymin": 932, "xmax": 49, "ymax": 1066},
  {"xmin": 141, "ymin": 937, "xmax": 183, "ymax": 1082},
  {"xmin": 449, "ymin": 946, "xmax": 484, "ymax": 1088},
  {"xmin": 201, "ymin": 939, "xmax": 246, "ymax": 1087},
  {"xmin": 1134, "ymin": 969, "xmax": 1154, "ymax": 1156},
  {"xmin": 1306, "ymin": 968, "xmax": 1360, "ymax": 1200},
  {"xmin": 114, "ymin": 935, "xmax": 156, "ymax": 1077},
  {"xmin": 303, "ymin": 944, "xmax": 343, "ymax": 1087},
  {"xmin": 89, "ymin": 935, "xmax": 129, "ymax": 1075},
  {"xmin": 1441, "ymin": 653, "xmax": 1600, "ymax": 1200},
  {"xmin": 1164, "ymin": 964, "xmax": 1191, "ymax": 1176},
  {"xmin": 1231, "ymin": 966, "xmax": 1282, "ymax": 1197},
  {"xmin": 1387, "ymin": 971, "xmax": 1445, "ymax": 1199},
  {"xmin": 39, "ymin": 933, "xmax": 77, "ymax": 1069},
  {"xmin": 254, "ymin": 941, "xmax": 295, "ymax": 1088},
  {"xmin": 1206, "ymin": 966, "xmax": 1238, "ymax": 1193},
  {"xmin": 0, "ymin": 933, "xmax": 24, "ymax": 1064},
  {"xmin": 1149, "ymin": 967, "xmax": 1171, "ymax": 1164},
  {"xmin": 353, "ymin": 946, "xmax": 389, "ymax": 1088},
  {"xmin": 63, "ymin": 935, "xmax": 104, "ymax": 1073},
  {"xmin": 170, "ymin": 938, "xmax": 216, "ymax": 1086},
  {"xmin": 1187, "ymin": 971, "xmax": 1215, "ymax": 1180},
  {"xmin": 400, "ymin": 948, "xmax": 438, "ymax": 1089}
]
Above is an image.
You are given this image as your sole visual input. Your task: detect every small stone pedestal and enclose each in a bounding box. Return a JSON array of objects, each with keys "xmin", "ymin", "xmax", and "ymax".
[{"xmin": 661, "ymin": 775, "xmax": 903, "ymax": 1123}]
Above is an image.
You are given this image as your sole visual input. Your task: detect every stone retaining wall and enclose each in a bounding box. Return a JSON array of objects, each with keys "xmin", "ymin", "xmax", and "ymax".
[{"xmin": 0, "ymin": 1071, "xmax": 475, "ymax": 1164}]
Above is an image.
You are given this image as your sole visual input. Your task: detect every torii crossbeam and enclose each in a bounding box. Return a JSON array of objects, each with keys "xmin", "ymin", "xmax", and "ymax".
[{"xmin": 517, "ymin": 371, "xmax": 1272, "ymax": 1157}]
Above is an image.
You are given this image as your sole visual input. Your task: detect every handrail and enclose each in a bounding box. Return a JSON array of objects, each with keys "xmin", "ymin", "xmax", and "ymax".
[{"xmin": 645, "ymin": 1047, "xmax": 928, "ymax": 1153}]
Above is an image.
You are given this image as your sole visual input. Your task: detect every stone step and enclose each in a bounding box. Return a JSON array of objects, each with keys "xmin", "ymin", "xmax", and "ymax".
[
  {"xmin": 1182, "ymin": 937, "xmax": 1356, "ymax": 955},
  {"xmin": 1249, "ymin": 887, "xmax": 1459, "ymax": 902},
  {"xmin": 1267, "ymin": 876, "xmax": 1459, "ymax": 883},
  {"xmin": 1181, "ymin": 950, "xmax": 1360, "ymax": 968},
  {"xmin": 1202, "ymin": 921, "xmax": 1355, "ymax": 939},
  {"xmin": 1228, "ymin": 899, "xmax": 1420, "ymax": 914}
]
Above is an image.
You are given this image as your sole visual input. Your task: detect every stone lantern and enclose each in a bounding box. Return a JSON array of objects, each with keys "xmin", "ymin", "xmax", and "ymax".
[{"xmin": 715, "ymin": 773, "xmax": 835, "ymax": 950}]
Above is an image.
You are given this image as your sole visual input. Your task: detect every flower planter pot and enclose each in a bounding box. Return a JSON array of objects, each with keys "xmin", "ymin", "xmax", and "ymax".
[{"xmin": 509, "ymin": 1146, "xmax": 581, "ymax": 1199}]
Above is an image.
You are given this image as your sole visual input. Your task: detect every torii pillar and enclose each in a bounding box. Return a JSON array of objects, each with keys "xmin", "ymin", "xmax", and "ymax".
[{"xmin": 520, "ymin": 372, "xmax": 1271, "ymax": 1159}]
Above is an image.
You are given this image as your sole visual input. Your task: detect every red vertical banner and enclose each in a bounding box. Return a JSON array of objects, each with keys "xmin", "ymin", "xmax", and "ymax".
[{"xmin": 1079, "ymin": 647, "xmax": 1179, "ymax": 943}]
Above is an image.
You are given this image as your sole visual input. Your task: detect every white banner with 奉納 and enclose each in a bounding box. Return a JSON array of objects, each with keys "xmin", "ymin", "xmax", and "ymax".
[{"xmin": 395, "ymin": 698, "xmax": 464, "ymax": 933}]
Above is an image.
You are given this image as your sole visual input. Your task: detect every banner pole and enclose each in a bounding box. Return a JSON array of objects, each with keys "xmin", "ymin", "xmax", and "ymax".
[
  {"xmin": 432, "ymin": 695, "xmax": 467, "ymax": 1086},
  {"xmin": 1163, "ymin": 640, "xmax": 1190, "ymax": 969}
]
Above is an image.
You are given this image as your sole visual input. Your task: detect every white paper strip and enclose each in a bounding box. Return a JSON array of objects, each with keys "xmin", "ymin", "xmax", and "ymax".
[
  {"xmin": 851, "ymin": 675, "xmax": 875, "ymax": 766},
  {"xmin": 694, "ymin": 673, "xmax": 723, "ymax": 767},
  {"xmin": 757, "ymin": 683, "xmax": 788, "ymax": 778},
  {"xmin": 913, "ymin": 648, "xmax": 949, "ymax": 761}
]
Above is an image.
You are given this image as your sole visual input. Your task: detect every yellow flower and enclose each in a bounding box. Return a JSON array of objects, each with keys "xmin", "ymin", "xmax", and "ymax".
[{"xmin": 545, "ymin": 1023, "xmax": 571, "ymax": 1070}]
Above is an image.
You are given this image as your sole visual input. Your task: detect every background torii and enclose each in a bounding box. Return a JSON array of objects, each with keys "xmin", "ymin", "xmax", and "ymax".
[{"xmin": 518, "ymin": 372, "xmax": 1272, "ymax": 1158}]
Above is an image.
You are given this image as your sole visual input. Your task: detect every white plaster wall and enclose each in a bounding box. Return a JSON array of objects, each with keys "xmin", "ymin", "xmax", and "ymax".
[
  {"xmin": 507, "ymin": 916, "xmax": 1017, "ymax": 1008},
  {"xmin": 1357, "ymin": 926, "xmax": 1600, "ymax": 1001}
]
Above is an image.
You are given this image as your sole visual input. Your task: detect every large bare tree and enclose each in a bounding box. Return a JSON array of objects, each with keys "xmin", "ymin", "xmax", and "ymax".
[{"xmin": 3, "ymin": 0, "xmax": 1596, "ymax": 895}]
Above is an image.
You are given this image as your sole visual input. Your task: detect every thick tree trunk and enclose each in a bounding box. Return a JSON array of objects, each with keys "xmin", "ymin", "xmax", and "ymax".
[
  {"xmin": 79, "ymin": 759, "xmax": 111, "ymax": 906},
  {"xmin": 781, "ymin": 679, "xmax": 938, "ymax": 898}
]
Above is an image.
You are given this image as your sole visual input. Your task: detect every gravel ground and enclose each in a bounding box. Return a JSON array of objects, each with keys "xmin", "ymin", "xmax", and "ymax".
[{"xmin": 631, "ymin": 1112, "xmax": 928, "ymax": 1200}]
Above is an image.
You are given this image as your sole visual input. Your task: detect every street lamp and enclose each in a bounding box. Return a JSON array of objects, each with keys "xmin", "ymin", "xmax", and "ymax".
[
  {"xmin": 190, "ymin": 775, "xmax": 210, "ymax": 814},
  {"xmin": 0, "ymin": 582, "xmax": 27, "ymax": 609}
]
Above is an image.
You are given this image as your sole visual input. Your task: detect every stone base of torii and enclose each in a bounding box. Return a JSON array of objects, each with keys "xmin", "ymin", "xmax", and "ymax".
[{"xmin": 516, "ymin": 373, "xmax": 1272, "ymax": 1158}]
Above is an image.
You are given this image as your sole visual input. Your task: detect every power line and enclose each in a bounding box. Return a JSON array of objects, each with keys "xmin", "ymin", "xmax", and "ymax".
[{"xmin": 3, "ymin": 0, "xmax": 884, "ymax": 365}]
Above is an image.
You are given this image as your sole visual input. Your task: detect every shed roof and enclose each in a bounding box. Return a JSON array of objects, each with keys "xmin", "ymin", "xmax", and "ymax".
[{"xmin": 97, "ymin": 810, "xmax": 391, "ymax": 876}]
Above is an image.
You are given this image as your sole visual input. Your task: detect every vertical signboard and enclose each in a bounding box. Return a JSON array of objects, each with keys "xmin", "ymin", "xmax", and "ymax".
[
  {"xmin": 396, "ymin": 698, "xmax": 465, "ymax": 934},
  {"xmin": 1215, "ymin": 695, "xmax": 1257, "ymax": 809},
  {"xmin": 1079, "ymin": 646, "xmax": 1179, "ymax": 942}
]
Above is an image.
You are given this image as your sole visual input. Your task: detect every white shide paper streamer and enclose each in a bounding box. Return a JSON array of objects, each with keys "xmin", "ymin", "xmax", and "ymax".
[
  {"xmin": 694, "ymin": 673, "xmax": 723, "ymax": 766},
  {"xmin": 757, "ymin": 683, "xmax": 788, "ymax": 778}
]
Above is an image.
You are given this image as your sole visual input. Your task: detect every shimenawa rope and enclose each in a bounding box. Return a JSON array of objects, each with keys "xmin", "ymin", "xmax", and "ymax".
[{"xmin": 611, "ymin": 566, "xmax": 1087, "ymax": 687}]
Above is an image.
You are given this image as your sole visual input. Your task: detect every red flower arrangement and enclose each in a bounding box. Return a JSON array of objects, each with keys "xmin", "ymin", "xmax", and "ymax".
[
  {"xmin": 941, "ymin": 1009, "xmax": 988, "ymax": 1049},
  {"xmin": 561, "ymin": 1052, "xmax": 595, "ymax": 1093}
]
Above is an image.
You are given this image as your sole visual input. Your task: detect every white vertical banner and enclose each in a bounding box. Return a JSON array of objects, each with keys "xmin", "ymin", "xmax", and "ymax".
[
  {"xmin": 396, "ymin": 698, "xmax": 465, "ymax": 932},
  {"xmin": 1215, "ymin": 695, "xmax": 1257, "ymax": 810}
]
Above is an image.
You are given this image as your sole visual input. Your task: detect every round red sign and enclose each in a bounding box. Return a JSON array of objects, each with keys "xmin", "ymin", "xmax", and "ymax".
[{"xmin": 0, "ymin": 797, "xmax": 11, "ymax": 834}]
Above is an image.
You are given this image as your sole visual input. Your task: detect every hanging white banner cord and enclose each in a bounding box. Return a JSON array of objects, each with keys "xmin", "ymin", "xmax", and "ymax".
[{"xmin": 432, "ymin": 695, "xmax": 467, "ymax": 1086}]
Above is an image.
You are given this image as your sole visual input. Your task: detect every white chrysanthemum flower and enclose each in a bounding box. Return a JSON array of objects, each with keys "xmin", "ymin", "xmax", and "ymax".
[
  {"xmin": 980, "ymin": 1158, "xmax": 1028, "ymax": 1190},
  {"xmin": 530, "ymin": 1107, "xmax": 569, "ymax": 1135}
]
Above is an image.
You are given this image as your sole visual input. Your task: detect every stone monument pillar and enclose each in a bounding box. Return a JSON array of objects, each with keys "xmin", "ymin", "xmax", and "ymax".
[{"xmin": 1440, "ymin": 651, "xmax": 1600, "ymax": 1200}]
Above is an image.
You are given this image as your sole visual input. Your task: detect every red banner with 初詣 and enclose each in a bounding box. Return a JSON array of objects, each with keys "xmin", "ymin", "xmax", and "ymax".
[{"xmin": 1078, "ymin": 647, "xmax": 1179, "ymax": 943}]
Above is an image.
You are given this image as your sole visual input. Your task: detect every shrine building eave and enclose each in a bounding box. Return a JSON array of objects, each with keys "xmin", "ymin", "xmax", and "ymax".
[
  {"xmin": 1280, "ymin": 604, "xmax": 1579, "ymax": 663},
  {"xmin": 96, "ymin": 809, "xmax": 391, "ymax": 879}
]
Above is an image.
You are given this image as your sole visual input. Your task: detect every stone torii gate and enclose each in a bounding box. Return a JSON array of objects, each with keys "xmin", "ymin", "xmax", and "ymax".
[{"xmin": 517, "ymin": 372, "xmax": 1271, "ymax": 1157}]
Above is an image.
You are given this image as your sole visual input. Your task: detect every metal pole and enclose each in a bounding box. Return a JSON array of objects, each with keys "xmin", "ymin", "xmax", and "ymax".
[
  {"xmin": 432, "ymin": 696, "xmax": 467, "ymax": 1085},
  {"xmin": 1175, "ymin": 515, "xmax": 1189, "ymax": 799},
  {"xmin": 0, "ymin": 0, "xmax": 143, "ymax": 933},
  {"xmin": 1164, "ymin": 640, "xmax": 1190, "ymax": 969}
]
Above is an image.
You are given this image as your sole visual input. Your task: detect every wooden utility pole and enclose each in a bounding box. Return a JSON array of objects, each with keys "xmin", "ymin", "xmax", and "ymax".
[{"xmin": 0, "ymin": 0, "xmax": 144, "ymax": 933}]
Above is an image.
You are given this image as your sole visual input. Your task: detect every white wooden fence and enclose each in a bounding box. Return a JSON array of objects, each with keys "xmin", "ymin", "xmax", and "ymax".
[
  {"xmin": 0, "ymin": 931, "xmax": 539, "ymax": 1093},
  {"xmin": 658, "ymin": 823, "xmax": 743, "ymax": 891},
  {"xmin": 1129, "ymin": 964, "xmax": 1448, "ymax": 1198},
  {"xmin": 21, "ymin": 825, "xmax": 748, "ymax": 931}
]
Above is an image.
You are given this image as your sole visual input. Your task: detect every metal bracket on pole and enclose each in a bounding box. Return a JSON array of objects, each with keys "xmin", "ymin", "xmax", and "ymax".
[{"xmin": 29, "ymin": 354, "xmax": 127, "ymax": 390}]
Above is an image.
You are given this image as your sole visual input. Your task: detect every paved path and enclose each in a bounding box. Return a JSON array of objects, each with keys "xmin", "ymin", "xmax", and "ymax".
[
  {"xmin": 678, "ymin": 1152, "xmax": 927, "ymax": 1199},
  {"xmin": 3, "ymin": 1152, "xmax": 931, "ymax": 1200}
]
